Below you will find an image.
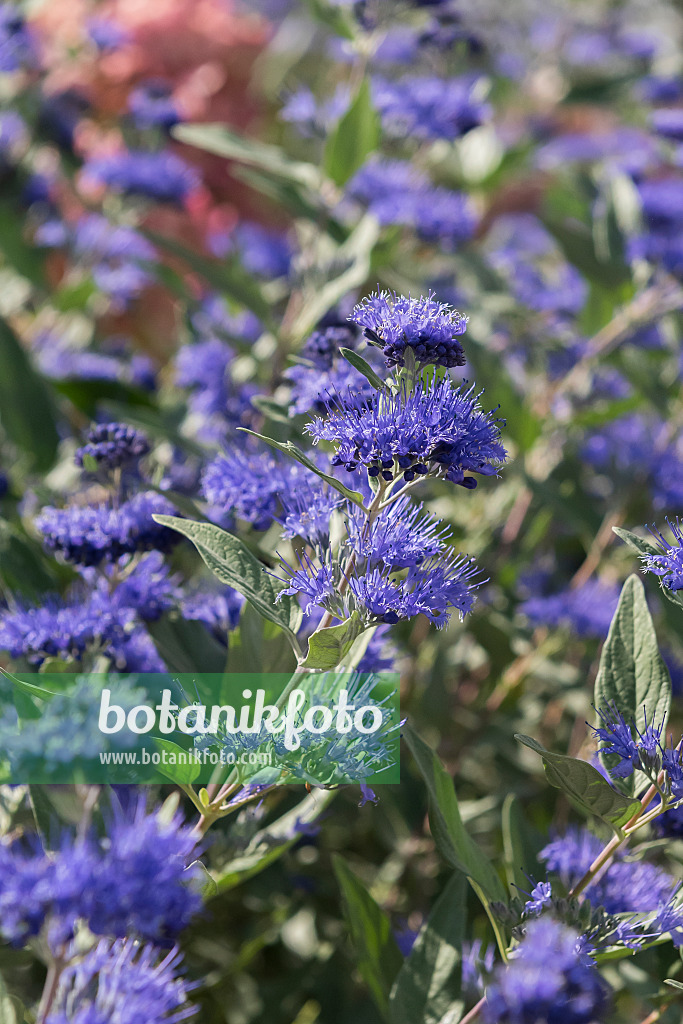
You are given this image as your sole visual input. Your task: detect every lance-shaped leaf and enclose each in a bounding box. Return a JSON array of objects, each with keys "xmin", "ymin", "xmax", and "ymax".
[
  {"xmin": 152, "ymin": 517, "xmax": 302, "ymax": 650},
  {"xmin": 593, "ymin": 574, "xmax": 671, "ymax": 789},
  {"xmin": 404, "ymin": 725, "xmax": 507, "ymax": 904},
  {"xmin": 324, "ymin": 79, "xmax": 380, "ymax": 186},
  {"xmin": 340, "ymin": 348, "xmax": 387, "ymax": 391},
  {"xmin": 239, "ymin": 430, "xmax": 365, "ymax": 507},
  {"xmin": 334, "ymin": 855, "xmax": 404, "ymax": 1019},
  {"xmin": 301, "ymin": 613, "xmax": 366, "ymax": 670},
  {"xmin": 0, "ymin": 317, "xmax": 60, "ymax": 471},
  {"xmin": 389, "ymin": 872, "xmax": 467, "ymax": 1024},
  {"xmin": 515, "ymin": 735, "xmax": 641, "ymax": 832}
]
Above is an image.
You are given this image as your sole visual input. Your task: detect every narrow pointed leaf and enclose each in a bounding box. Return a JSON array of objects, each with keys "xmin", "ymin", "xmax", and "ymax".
[
  {"xmin": 403, "ymin": 725, "xmax": 507, "ymax": 904},
  {"xmin": 334, "ymin": 855, "xmax": 403, "ymax": 1019},
  {"xmin": 390, "ymin": 872, "xmax": 467, "ymax": 1024},
  {"xmin": 340, "ymin": 348, "xmax": 387, "ymax": 391},
  {"xmin": 515, "ymin": 734, "xmax": 641, "ymax": 831},
  {"xmin": 152, "ymin": 517, "xmax": 302, "ymax": 646},
  {"xmin": 239, "ymin": 430, "xmax": 365, "ymax": 506}
]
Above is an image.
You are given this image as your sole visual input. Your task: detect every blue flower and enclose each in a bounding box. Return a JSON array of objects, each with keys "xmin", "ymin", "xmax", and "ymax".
[
  {"xmin": 232, "ymin": 222, "xmax": 292, "ymax": 279},
  {"xmin": 108, "ymin": 552, "xmax": 179, "ymax": 621},
  {"xmin": 522, "ymin": 879, "xmax": 553, "ymax": 916},
  {"xmin": 83, "ymin": 150, "xmax": 200, "ymax": 204},
  {"xmin": 662, "ymin": 741, "xmax": 683, "ymax": 800},
  {"xmin": 306, "ymin": 375, "xmax": 506, "ymax": 486},
  {"xmin": 483, "ymin": 918, "xmax": 611, "ymax": 1024},
  {"xmin": 590, "ymin": 703, "xmax": 663, "ymax": 779},
  {"xmin": 350, "ymin": 291, "xmax": 468, "ymax": 369},
  {"xmin": 87, "ymin": 16, "xmax": 129, "ymax": 51},
  {"xmin": 0, "ymin": 592, "xmax": 128, "ymax": 667},
  {"xmin": 72, "ymin": 215, "xmax": 156, "ymax": 306},
  {"xmin": 540, "ymin": 826, "xmax": 677, "ymax": 916},
  {"xmin": 75, "ymin": 422, "xmax": 150, "ymax": 471},
  {"xmin": 347, "ymin": 159, "xmax": 475, "ymax": 249},
  {"xmin": 641, "ymin": 519, "xmax": 683, "ymax": 590},
  {"xmin": 129, "ymin": 79, "xmax": 181, "ymax": 131},
  {"xmin": 348, "ymin": 496, "xmax": 448, "ymax": 567},
  {"xmin": 36, "ymin": 492, "xmax": 179, "ymax": 567},
  {"xmin": 349, "ymin": 553, "xmax": 482, "ymax": 628},
  {"xmin": 520, "ymin": 579, "xmax": 620, "ymax": 639},
  {"xmin": 202, "ymin": 451, "xmax": 285, "ymax": 529},
  {"xmin": 373, "ymin": 74, "xmax": 489, "ymax": 141},
  {"xmin": 181, "ymin": 586, "xmax": 244, "ymax": 637},
  {"xmin": 279, "ymin": 482, "xmax": 343, "ymax": 545},
  {"xmin": 655, "ymin": 890, "xmax": 683, "ymax": 947},
  {"xmin": 274, "ymin": 552, "xmax": 337, "ymax": 615},
  {"xmin": 46, "ymin": 940, "xmax": 195, "ymax": 1024}
]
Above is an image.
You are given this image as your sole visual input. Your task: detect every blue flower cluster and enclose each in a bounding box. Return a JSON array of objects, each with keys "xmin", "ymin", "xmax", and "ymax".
[
  {"xmin": 75, "ymin": 422, "xmax": 150, "ymax": 471},
  {"xmin": 0, "ymin": 799, "xmax": 201, "ymax": 947},
  {"xmin": 307, "ymin": 375, "xmax": 505, "ymax": 485},
  {"xmin": 46, "ymin": 940, "xmax": 195, "ymax": 1024},
  {"xmin": 483, "ymin": 918, "xmax": 611, "ymax": 1024},
  {"xmin": 350, "ymin": 291, "xmax": 468, "ymax": 369},
  {"xmin": 36, "ymin": 492, "xmax": 179, "ymax": 567}
]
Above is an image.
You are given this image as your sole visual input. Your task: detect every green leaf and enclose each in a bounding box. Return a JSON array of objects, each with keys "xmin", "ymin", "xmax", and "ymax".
[
  {"xmin": 340, "ymin": 348, "xmax": 387, "ymax": 391},
  {"xmin": 0, "ymin": 667, "xmax": 56, "ymax": 702},
  {"xmin": 143, "ymin": 230, "xmax": 274, "ymax": 326},
  {"xmin": 214, "ymin": 790, "xmax": 336, "ymax": 892},
  {"xmin": 0, "ymin": 972, "xmax": 20, "ymax": 1024},
  {"xmin": 389, "ymin": 873, "xmax": 467, "ymax": 1024},
  {"xmin": 333, "ymin": 855, "xmax": 404, "ymax": 1019},
  {"xmin": 612, "ymin": 526, "xmax": 660, "ymax": 559},
  {"xmin": 147, "ymin": 613, "xmax": 227, "ymax": 674},
  {"xmin": 502, "ymin": 794, "xmax": 544, "ymax": 893},
  {"xmin": 515, "ymin": 734, "xmax": 641, "ymax": 831},
  {"xmin": 239, "ymin": 430, "xmax": 365, "ymax": 506},
  {"xmin": 301, "ymin": 613, "xmax": 366, "ymax": 670},
  {"xmin": 153, "ymin": 739, "xmax": 201, "ymax": 785},
  {"xmin": 324, "ymin": 79, "xmax": 380, "ymax": 186},
  {"xmin": 0, "ymin": 317, "xmax": 60, "ymax": 471},
  {"xmin": 173, "ymin": 123, "xmax": 323, "ymax": 190},
  {"xmin": 152, "ymin": 517, "xmax": 303, "ymax": 649},
  {"xmin": 594, "ymin": 574, "xmax": 671, "ymax": 789},
  {"xmin": 403, "ymin": 724, "xmax": 507, "ymax": 904}
]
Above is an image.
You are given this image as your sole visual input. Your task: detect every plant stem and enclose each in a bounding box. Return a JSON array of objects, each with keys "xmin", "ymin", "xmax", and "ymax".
[
  {"xmin": 37, "ymin": 953, "xmax": 66, "ymax": 1024},
  {"xmin": 458, "ymin": 995, "xmax": 486, "ymax": 1024}
]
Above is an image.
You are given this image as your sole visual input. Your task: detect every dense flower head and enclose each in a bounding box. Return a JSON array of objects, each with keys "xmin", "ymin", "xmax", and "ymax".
[
  {"xmin": 46, "ymin": 940, "xmax": 195, "ymax": 1024},
  {"xmin": 202, "ymin": 450, "xmax": 283, "ymax": 529},
  {"xmin": 348, "ymin": 159, "xmax": 475, "ymax": 248},
  {"xmin": 182, "ymin": 585, "xmax": 244, "ymax": 637},
  {"xmin": 232, "ymin": 222, "xmax": 293, "ymax": 279},
  {"xmin": 590, "ymin": 703, "xmax": 663, "ymax": 778},
  {"xmin": 36, "ymin": 492, "xmax": 179, "ymax": 567},
  {"xmin": 75, "ymin": 422, "xmax": 150, "ymax": 471},
  {"xmin": 71, "ymin": 214, "xmax": 156, "ymax": 305},
  {"xmin": 129, "ymin": 79, "xmax": 181, "ymax": 131},
  {"xmin": 279, "ymin": 481, "xmax": 343, "ymax": 545},
  {"xmin": 306, "ymin": 376, "xmax": 506, "ymax": 486},
  {"xmin": 483, "ymin": 918, "xmax": 611, "ymax": 1024},
  {"xmin": 107, "ymin": 552, "xmax": 180, "ymax": 621},
  {"xmin": 520, "ymin": 579, "xmax": 620, "ymax": 638},
  {"xmin": 350, "ymin": 291, "xmax": 468, "ymax": 369},
  {"xmin": 373, "ymin": 74, "xmax": 490, "ymax": 141},
  {"xmin": 348, "ymin": 553, "xmax": 482, "ymax": 627},
  {"xmin": 540, "ymin": 826, "xmax": 677, "ymax": 917},
  {"xmin": 347, "ymin": 496, "xmax": 448, "ymax": 567},
  {"xmin": 0, "ymin": 591, "xmax": 128, "ymax": 667},
  {"xmin": 275, "ymin": 551, "xmax": 337, "ymax": 616},
  {"xmin": 0, "ymin": 799, "xmax": 201, "ymax": 947},
  {"xmin": 83, "ymin": 150, "xmax": 200, "ymax": 204},
  {"xmin": 641, "ymin": 519, "xmax": 683, "ymax": 590}
]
